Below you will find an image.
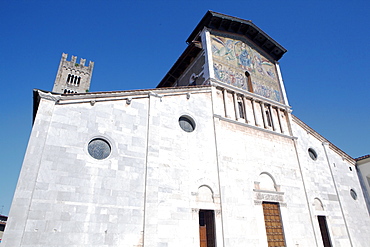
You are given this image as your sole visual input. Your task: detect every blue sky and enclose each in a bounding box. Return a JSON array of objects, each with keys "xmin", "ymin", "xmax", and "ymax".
[{"xmin": 1, "ymin": 1, "xmax": 369, "ymax": 216}]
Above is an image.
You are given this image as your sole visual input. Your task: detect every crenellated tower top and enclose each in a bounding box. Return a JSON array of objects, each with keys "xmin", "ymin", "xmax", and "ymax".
[{"xmin": 52, "ymin": 53, "xmax": 94, "ymax": 94}]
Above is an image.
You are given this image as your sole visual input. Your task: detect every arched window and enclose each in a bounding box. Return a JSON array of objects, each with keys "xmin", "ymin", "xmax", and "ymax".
[{"xmin": 245, "ymin": 71, "xmax": 254, "ymax": 93}]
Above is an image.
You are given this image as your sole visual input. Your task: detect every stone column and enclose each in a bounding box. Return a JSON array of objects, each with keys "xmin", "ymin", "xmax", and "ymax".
[{"xmin": 251, "ymin": 99, "xmax": 259, "ymax": 126}]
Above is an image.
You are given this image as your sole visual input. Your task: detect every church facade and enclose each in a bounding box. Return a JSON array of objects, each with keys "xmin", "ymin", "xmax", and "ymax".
[{"xmin": 3, "ymin": 11, "xmax": 370, "ymax": 247}]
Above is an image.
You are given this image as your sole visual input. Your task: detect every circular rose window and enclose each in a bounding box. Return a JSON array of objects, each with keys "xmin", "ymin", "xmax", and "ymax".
[
  {"xmin": 308, "ymin": 148, "xmax": 318, "ymax": 161},
  {"xmin": 88, "ymin": 138, "xmax": 111, "ymax": 160},
  {"xmin": 179, "ymin": 115, "xmax": 196, "ymax": 132}
]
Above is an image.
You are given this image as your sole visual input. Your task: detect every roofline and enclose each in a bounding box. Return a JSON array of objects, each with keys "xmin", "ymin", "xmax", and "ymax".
[
  {"xmin": 186, "ymin": 11, "xmax": 287, "ymax": 61},
  {"xmin": 292, "ymin": 115, "xmax": 355, "ymax": 165},
  {"xmin": 32, "ymin": 85, "xmax": 212, "ymax": 120},
  {"xmin": 32, "ymin": 86, "xmax": 212, "ymax": 122},
  {"xmin": 157, "ymin": 42, "xmax": 202, "ymax": 88},
  {"xmin": 355, "ymin": 154, "xmax": 370, "ymax": 162}
]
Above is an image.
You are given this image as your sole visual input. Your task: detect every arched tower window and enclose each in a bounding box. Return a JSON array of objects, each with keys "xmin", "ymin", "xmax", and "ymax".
[{"xmin": 70, "ymin": 75, "xmax": 75, "ymax": 84}]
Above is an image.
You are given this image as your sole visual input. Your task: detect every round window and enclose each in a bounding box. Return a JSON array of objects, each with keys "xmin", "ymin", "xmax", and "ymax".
[
  {"xmin": 179, "ymin": 115, "xmax": 196, "ymax": 132},
  {"xmin": 308, "ymin": 148, "xmax": 318, "ymax": 160},
  {"xmin": 350, "ymin": 189, "xmax": 357, "ymax": 200},
  {"xmin": 88, "ymin": 138, "xmax": 111, "ymax": 160}
]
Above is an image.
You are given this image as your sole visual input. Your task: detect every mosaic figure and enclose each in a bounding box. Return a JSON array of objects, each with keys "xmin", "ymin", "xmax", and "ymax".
[{"xmin": 211, "ymin": 34, "xmax": 283, "ymax": 103}]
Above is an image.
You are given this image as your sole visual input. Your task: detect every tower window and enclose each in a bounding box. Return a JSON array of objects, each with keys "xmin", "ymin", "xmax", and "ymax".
[{"xmin": 67, "ymin": 75, "xmax": 74, "ymax": 84}]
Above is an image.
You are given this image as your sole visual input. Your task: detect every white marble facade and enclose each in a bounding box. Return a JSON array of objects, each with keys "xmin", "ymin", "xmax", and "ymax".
[{"xmin": 3, "ymin": 11, "xmax": 370, "ymax": 247}]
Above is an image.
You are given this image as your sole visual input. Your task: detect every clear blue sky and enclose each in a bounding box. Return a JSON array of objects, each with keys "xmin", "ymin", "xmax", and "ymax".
[{"xmin": 1, "ymin": 1, "xmax": 369, "ymax": 216}]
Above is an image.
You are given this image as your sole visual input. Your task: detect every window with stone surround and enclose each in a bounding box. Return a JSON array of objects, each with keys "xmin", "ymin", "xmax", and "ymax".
[
  {"xmin": 88, "ymin": 138, "xmax": 111, "ymax": 160},
  {"xmin": 308, "ymin": 148, "xmax": 318, "ymax": 160},
  {"xmin": 179, "ymin": 115, "xmax": 196, "ymax": 132}
]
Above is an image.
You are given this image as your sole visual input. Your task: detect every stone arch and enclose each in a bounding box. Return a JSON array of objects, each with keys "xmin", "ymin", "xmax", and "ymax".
[
  {"xmin": 314, "ymin": 198, "xmax": 324, "ymax": 211},
  {"xmin": 197, "ymin": 185, "xmax": 214, "ymax": 203},
  {"xmin": 256, "ymin": 172, "xmax": 277, "ymax": 191}
]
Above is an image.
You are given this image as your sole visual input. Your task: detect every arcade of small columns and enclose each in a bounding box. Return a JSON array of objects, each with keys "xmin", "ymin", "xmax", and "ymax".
[{"xmin": 213, "ymin": 85, "xmax": 291, "ymax": 136}]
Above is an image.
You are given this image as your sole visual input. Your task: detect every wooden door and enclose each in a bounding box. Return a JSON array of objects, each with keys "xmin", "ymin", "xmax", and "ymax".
[
  {"xmin": 199, "ymin": 226, "xmax": 207, "ymax": 247},
  {"xmin": 262, "ymin": 202, "xmax": 286, "ymax": 247},
  {"xmin": 199, "ymin": 210, "xmax": 215, "ymax": 247}
]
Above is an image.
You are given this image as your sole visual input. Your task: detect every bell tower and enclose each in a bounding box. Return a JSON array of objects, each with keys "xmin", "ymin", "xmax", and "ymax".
[{"xmin": 52, "ymin": 53, "xmax": 94, "ymax": 94}]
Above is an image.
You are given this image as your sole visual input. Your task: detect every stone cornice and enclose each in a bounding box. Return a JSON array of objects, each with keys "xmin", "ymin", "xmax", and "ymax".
[{"xmin": 38, "ymin": 91, "xmax": 61, "ymax": 102}]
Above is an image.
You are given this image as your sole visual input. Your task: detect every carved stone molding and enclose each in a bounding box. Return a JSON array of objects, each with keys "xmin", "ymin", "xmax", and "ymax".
[
  {"xmin": 38, "ymin": 91, "xmax": 61, "ymax": 102},
  {"xmin": 254, "ymin": 190, "xmax": 285, "ymax": 206},
  {"xmin": 255, "ymin": 192, "xmax": 284, "ymax": 202},
  {"xmin": 254, "ymin": 200, "xmax": 262, "ymax": 205}
]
